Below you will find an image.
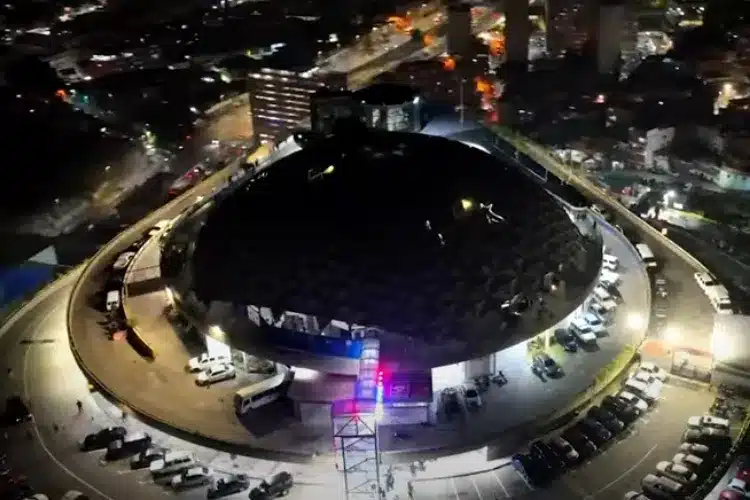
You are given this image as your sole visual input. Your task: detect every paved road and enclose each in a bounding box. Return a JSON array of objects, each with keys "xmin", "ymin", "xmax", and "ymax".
[{"xmin": 414, "ymin": 380, "xmax": 714, "ymax": 500}]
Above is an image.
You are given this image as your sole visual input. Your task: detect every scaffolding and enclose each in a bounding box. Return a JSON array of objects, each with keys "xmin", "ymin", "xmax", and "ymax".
[{"xmin": 332, "ymin": 401, "xmax": 382, "ymax": 500}]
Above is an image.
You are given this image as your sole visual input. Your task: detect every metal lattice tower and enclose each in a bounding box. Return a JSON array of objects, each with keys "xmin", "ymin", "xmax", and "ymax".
[{"xmin": 332, "ymin": 408, "xmax": 382, "ymax": 500}]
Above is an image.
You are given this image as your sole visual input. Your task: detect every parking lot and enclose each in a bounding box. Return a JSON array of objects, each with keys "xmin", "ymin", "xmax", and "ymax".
[{"xmin": 413, "ymin": 379, "xmax": 716, "ymax": 499}]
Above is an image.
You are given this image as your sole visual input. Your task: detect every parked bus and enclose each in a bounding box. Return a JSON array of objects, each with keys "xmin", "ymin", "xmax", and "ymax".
[
  {"xmin": 635, "ymin": 243, "xmax": 658, "ymax": 269},
  {"xmin": 234, "ymin": 368, "xmax": 290, "ymax": 414}
]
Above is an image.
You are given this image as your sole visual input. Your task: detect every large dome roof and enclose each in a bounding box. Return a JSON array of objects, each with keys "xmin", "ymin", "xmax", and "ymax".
[{"xmin": 190, "ymin": 130, "xmax": 601, "ymax": 358}]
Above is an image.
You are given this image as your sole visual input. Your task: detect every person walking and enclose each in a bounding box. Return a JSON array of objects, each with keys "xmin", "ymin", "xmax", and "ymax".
[{"xmin": 76, "ymin": 400, "xmax": 83, "ymax": 412}]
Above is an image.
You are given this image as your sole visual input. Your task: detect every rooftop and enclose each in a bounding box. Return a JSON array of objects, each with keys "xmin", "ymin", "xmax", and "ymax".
[{"xmin": 188, "ymin": 129, "xmax": 602, "ymax": 365}]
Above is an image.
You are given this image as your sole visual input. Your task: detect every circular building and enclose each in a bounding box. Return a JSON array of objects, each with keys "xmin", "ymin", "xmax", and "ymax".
[{"xmin": 161, "ymin": 128, "xmax": 602, "ymax": 396}]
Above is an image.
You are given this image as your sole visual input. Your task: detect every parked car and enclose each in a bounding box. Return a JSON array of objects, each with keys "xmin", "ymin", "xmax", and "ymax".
[
  {"xmin": 561, "ymin": 427, "xmax": 597, "ymax": 459},
  {"xmin": 79, "ymin": 427, "xmax": 127, "ymax": 451},
  {"xmin": 641, "ymin": 473, "xmax": 684, "ymax": 499},
  {"xmin": 672, "ymin": 453, "xmax": 705, "ymax": 473},
  {"xmin": 186, "ymin": 353, "xmax": 230, "ymax": 373},
  {"xmin": 130, "ymin": 448, "xmax": 164, "ymax": 470},
  {"xmin": 579, "ymin": 418, "xmax": 612, "ymax": 445},
  {"xmin": 511, "ymin": 453, "xmax": 551, "ymax": 487},
  {"xmin": 104, "ymin": 433, "xmax": 152, "ymax": 462},
  {"xmin": 588, "ymin": 302, "xmax": 613, "ymax": 322},
  {"xmin": 112, "ymin": 252, "xmax": 136, "ymax": 271},
  {"xmin": 171, "ymin": 466, "xmax": 212, "ymax": 490},
  {"xmin": 583, "ymin": 312, "xmax": 607, "ymax": 336},
  {"xmin": 532, "ymin": 353, "xmax": 562, "ymax": 378},
  {"xmin": 461, "ymin": 385, "xmax": 482, "ymax": 408},
  {"xmin": 654, "ymin": 276, "xmax": 668, "ymax": 299},
  {"xmin": 682, "ymin": 427, "xmax": 730, "ymax": 444},
  {"xmin": 694, "ymin": 272, "xmax": 719, "ymax": 292},
  {"xmin": 206, "ymin": 474, "xmax": 250, "ymax": 498},
  {"xmin": 687, "ymin": 415, "xmax": 730, "ymax": 430},
  {"xmin": 736, "ymin": 456, "xmax": 750, "ymax": 481},
  {"xmin": 617, "ymin": 391, "xmax": 649, "ymax": 412},
  {"xmin": 249, "ymin": 471, "xmax": 294, "ymax": 499},
  {"xmin": 601, "ymin": 395, "xmax": 640, "ymax": 424},
  {"xmin": 146, "ymin": 219, "xmax": 171, "ymax": 238},
  {"xmin": 623, "ymin": 492, "xmax": 652, "ymax": 500},
  {"xmin": 587, "ymin": 406, "xmax": 625, "ymax": 433},
  {"xmin": 196, "ymin": 363, "xmax": 236, "ymax": 386},
  {"xmin": 721, "ymin": 479, "xmax": 750, "ymax": 499},
  {"xmin": 554, "ymin": 328, "xmax": 578, "ymax": 352},
  {"xmin": 569, "ymin": 319, "xmax": 597, "ymax": 345},
  {"xmin": 638, "ymin": 362, "xmax": 668, "ymax": 382},
  {"xmin": 548, "ymin": 436, "xmax": 580, "ymax": 464},
  {"xmin": 529, "ymin": 440, "xmax": 566, "ymax": 472},
  {"xmin": 599, "ymin": 270, "xmax": 620, "ymax": 288},
  {"xmin": 677, "ymin": 442, "xmax": 710, "ymax": 456},
  {"xmin": 655, "ymin": 461, "xmax": 697, "ymax": 486}
]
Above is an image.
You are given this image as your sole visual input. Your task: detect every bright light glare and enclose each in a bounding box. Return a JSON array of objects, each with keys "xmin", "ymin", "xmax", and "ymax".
[
  {"xmin": 291, "ymin": 367, "xmax": 319, "ymax": 381},
  {"xmin": 460, "ymin": 198, "xmax": 474, "ymax": 211},
  {"xmin": 664, "ymin": 326, "xmax": 681, "ymax": 344},
  {"xmin": 626, "ymin": 313, "xmax": 645, "ymax": 331}
]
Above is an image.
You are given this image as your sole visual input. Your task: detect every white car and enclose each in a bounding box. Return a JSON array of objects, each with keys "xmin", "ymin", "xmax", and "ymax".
[
  {"xmin": 678, "ymin": 442, "xmax": 710, "ymax": 455},
  {"xmin": 171, "ymin": 466, "xmax": 212, "ymax": 489},
  {"xmin": 617, "ymin": 391, "xmax": 649, "ymax": 412},
  {"xmin": 599, "ymin": 270, "xmax": 620, "ymax": 287},
  {"xmin": 186, "ymin": 353, "xmax": 230, "ymax": 373},
  {"xmin": 112, "ymin": 251, "xmax": 136, "ymax": 271},
  {"xmin": 461, "ymin": 385, "xmax": 482, "ymax": 408},
  {"xmin": 570, "ymin": 318, "xmax": 597, "ymax": 344},
  {"xmin": 196, "ymin": 363, "xmax": 236, "ymax": 386},
  {"xmin": 632, "ymin": 370, "xmax": 664, "ymax": 391},
  {"xmin": 147, "ymin": 219, "xmax": 172, "ymax": 238},
  {"xmin": 694, "ymin": 272, "xmax": 719, "ymax": 291},
  {"xmin": 639, "ymin": 362, "xmax": 668, "ymax": 382},
  {"xmin": 583, "ymin": 312, "xmax": 607, "ymax": 336},
  {"xmin": 623, "ymin": 492, "xmax": 650, "ymax": 500},
  {"xmin": 687, "ymin": 415, "xmax": 730, "ymax": 430},
  {"xmin": 655, "ymin": 460, "xmax": 697, "ymax": 484}
]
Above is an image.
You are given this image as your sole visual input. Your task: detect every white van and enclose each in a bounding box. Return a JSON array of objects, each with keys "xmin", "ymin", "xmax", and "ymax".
[
  {"xmin": 150, "ymin": 451, "xmax": 194, "ymax": 479},
  {"xmin": 635, "ymin": 243, "xmax": 658, "ymax": 268},
  {"xmin": 706, "ymin": 285, "xmax": 733, "ymax": 315},
  {"xmin": 105, "ymin": 290, "xmax": 121, "ymax": 312},
  {"xmin": 234, "ymin": 370, "xmax": 288, "ymax": 414}
]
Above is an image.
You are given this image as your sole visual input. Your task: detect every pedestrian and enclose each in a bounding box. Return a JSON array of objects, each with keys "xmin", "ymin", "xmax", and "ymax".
[{"xmin": 76, "ymin": 400, "xmax": 83, "ymax": 412}]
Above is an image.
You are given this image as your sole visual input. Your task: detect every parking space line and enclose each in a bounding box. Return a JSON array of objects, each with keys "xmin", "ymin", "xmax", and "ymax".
[
  {"xmin": 470, "ymin": 477, "xmax": 484, "ymax": 500},
  {"xmin": 450, "ymin": 478, "xmax": 461, "ymax": 500},
  {"xmin": 491, "ymin": 470, "xmax": 509, "ymax": 498},
  {"xmin": 514, "ymin": 469, "xmax": 533, "ymax": 491},
  {"xmin": 590, "ymin": 443, "xmax": 658, "ymax": 497}
]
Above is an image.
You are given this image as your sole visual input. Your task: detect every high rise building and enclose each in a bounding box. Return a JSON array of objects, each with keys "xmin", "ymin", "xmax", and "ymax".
[
  {"xmin": 545, "ymin": 0, "xmax": 595, "ymax": 57},
  {"xmin": 504, "ymin": 0, "xmax": 530, "ymax": 65},
  {"xmin": 595, "ymin": 0, "xmax": 625, "ymax": 74},
  {"xmin": 248, "ymin": 67, "xmax": 347, "ymax": 143},
  {"xmin": 446, "ymin": 2, "xmax": 472, "ymax": 58}
]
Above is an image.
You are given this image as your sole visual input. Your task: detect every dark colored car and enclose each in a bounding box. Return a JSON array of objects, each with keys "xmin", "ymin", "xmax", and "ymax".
[
  {"xmin": 529, "ymin": 440, "xmax": 566, "ymax": 473},
  {"xmin": 207, "ymin": 474, "xmax": 250, "ymax": 498},
  {"xmin": 561, "ymin": 428, "xmax": 597, "ymax": 459},
  {"xmin": 130, "ymin": 448, "xmax": 164, "ymax": 470},
  {"xmin": 579, "ymin": 418, "xmax": 612, "ymax": 446},
  {"xmin": 532, "ymin": 353, "xmax": 562, "ymax": 377},
  {"xmin": 104, "ymin": 433, "xmax": 152, "ymax": 461},
  {"xmin": 554, "ymin": 329, "xmax": 578, "ymax": 352},
  {"xmin": 441, "ymin": 388, "xmax": 461, "ymax": 415},
  {"xmin": 511, "ymin": 453, "xmax": 551, "ymax": 487},
  {"xmin": 79, "ymin": 427, "xmax": 127, "ymax": 451},
  {"xmin": 2, "ymin": 396, "xmax": 31, "ymax": 426},
  {"xmin": 587, "ymin": 406, "xmax": 625, "ymax": 434},
  {"xmin": 249, "ymin": 471, "xmax": 293, "ymax": 499},
  {"xmin": 601, "ymin": 395, "xmax": 640, "ymax": 424}
]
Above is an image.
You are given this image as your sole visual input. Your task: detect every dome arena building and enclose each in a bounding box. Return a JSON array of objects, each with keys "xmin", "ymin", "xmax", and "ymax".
[{"xmin": 160, "ymin": 126, "xmax": 604, "ymax": 410}]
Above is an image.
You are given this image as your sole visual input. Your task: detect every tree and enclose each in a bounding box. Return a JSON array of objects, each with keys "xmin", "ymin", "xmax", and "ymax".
[{"xmin": 5, "ymin": 55, "xmax": 65, "ymax": 96}]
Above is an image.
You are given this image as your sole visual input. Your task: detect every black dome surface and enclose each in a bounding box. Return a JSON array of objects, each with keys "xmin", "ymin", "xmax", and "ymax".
[{"xmin": 191, "ymin": 130, "xmax": 598, "ymax": 350}]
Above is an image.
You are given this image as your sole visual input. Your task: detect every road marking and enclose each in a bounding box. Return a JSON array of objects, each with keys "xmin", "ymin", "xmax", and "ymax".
[
  {"xmin": 470, "ymin": 476, "xmax": 484, "ymax": 500},
  {"xmin": 590, "ymin": 443, "xmax": 659, "ymax": 498},
  {"xmin": 514, "ymin": 469, "xmax": 533, "ymax": 491},
  {"xmin": 450, "ymin": 477, "xmax": 461, "ymax": 500},
  {"xmin": 22, "ymin": 303, "xmax": 116, "ymax": 500},
  {"xmin": 491, "ymin": 470, "xmax": 509, "ymax": 498}
]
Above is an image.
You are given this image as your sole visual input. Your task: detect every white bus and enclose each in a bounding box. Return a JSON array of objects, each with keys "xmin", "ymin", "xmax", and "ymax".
[
  {"xmin": 234, "ymin": 369, "xmax": 289, "ymax": 414},
  {"xmin": 635, "ymin": 243, "xmax": 658, "ymax": 268},
  {"xmin": 705, "ymin": 285, "xmax": 734, "ymax": 315}
]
